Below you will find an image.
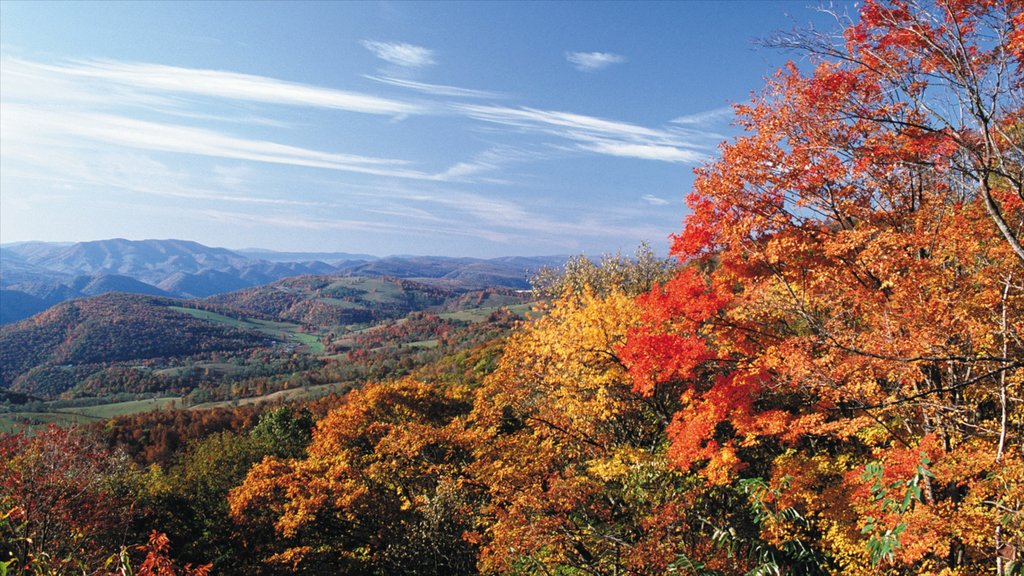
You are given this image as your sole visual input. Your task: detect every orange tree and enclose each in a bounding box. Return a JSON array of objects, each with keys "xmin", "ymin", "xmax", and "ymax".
[
  {"xmin": 227, "ymin": 378, "xmax": 479, "ymax": 575},
  {"xmin": 619, "ymin": 0, "xmax": 1023, "ymax": 574}
]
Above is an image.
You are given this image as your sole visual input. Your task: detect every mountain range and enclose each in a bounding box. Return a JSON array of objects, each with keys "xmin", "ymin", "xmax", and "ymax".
[{"xmin": 0, "ymin": 239, "xmax": 563, "ymax": 324}]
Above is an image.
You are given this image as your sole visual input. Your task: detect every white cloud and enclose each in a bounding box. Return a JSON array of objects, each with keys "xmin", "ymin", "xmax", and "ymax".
[
  {"xmin": 581, "ymin": 141, "xmax": 707, "ymax": 164},
  {"xmin": 458, "ymin": 105, "xmax": 665, "ymax": 140},
  {"xmin": 454, "ymin": 104, "xmax": 712, "ymax": 164},
  {"xmin": 0, "ymin": 144, "xmax": 335, "ymax": 209},
  {"xmin": 641, "ymin": 194, "xmax": 670, "ymax": 206},
  {"xmin": 1, "ymin": 103, "xmax": 437, "ymax": 180},
  {"xmin": 384, "ymin": 186, "xmax": 668, "ymax": 243},
  {"xmin": 365, "ymin": 75, "xmax": 504, "ymax": 99},
  {"xmin": 196, "ymin": 206, "xmax": 513, "ymax": 243},
  {"xmin": 362, "ymin": 41, "xmax": 436, "ymax": 68},
  {"xmin": 3, "ymin": 57, "xmax": 425, "ymax": 117},
  {"xmin": 671, "ymin": 106, "xmax": 734, "ymax": 126},
  {"xmin": 566, "ymin": 51, "xmax": 626, "ymax": 72},
  {"xmin": 431, "ymin": 146, "xmax": 553, "ymax": 183}
]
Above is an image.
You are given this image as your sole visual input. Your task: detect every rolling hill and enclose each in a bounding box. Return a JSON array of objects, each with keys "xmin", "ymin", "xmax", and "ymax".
[
  {"xmin": 0, "ymin": 293, "xmax": 270, "ymax": 396},
  {"xmin": 206, "ymin": 275, "xmax": 466, "ymax": 328}
]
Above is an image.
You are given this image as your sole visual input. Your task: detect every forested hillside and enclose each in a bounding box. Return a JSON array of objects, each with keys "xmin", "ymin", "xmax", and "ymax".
[
  {"xmin": 205, "ymin": 275, "xmax": 458, "ymax": 326},
  {"xmin": 2, "ymin": 1, "xmax": 1021, "ymax": 575},
  {"xmin": 0, "ymin": 294, "xmax": 269, "ymax": 395}
]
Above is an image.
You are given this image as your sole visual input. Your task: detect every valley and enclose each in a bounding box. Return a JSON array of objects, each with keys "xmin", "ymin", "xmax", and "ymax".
[{"xmin": 0, "ymin": 245, "xmax": 540, "ymax": 432}]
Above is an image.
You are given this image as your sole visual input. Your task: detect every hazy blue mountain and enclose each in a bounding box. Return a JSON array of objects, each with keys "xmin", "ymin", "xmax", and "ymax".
[
  {"xmin": 157, "ymin": 269, "xmax": 255, "ymax": 298},
  {"xmin": 71, "ymin": 274, "xmax": 175, "ymax": 298},
  {"xmin": 0, "ymin": 274, "xmax": 173, "ymax": 324},
  {"xmin": 1, "ymin": 239, "xmax": 565, "ymax": 323},
  {"xmin": 7, "ymin": 238, "xmax": 251, "ymax": 283},
  {"xmin": 0, "ymin": 290, "xmax": 51, "ymax": 324},
  {"xmin": 0, "ymin": 247, "xmax": 74, "ymax": 288},
  {"xmin": 0, "ymin": 242, "xmax": 74, "ymax": 263}
]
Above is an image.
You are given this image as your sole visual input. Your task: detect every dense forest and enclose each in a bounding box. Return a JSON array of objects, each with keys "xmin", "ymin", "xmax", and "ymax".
[{"xmin": 2, "ymin": 1, "xmax": 1022, "ymax": 574}]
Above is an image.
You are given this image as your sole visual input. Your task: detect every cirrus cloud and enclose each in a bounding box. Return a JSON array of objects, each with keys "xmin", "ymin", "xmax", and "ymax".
[
  {"xmin": 362, "ymin": 41, "xmax": 436, "ymax": 68},
  {"xmin": 566, "ymin": 51, "xmax": 626, "ymax": 72}
]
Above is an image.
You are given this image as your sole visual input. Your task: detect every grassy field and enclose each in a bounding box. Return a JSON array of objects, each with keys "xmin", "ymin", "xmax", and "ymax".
[
  {"xmin": 0, "ymin": 397, "xmax": 181, "ymax": 432},
  {"xmin": 66, "ymin": 397, "xmax": 182, "ymax": 418},
  {"xmin": 286, "ymin": 331, "xmax": 324, "ymax": 354},
  {"xmin": 439, "ymin": 303, "xmax": 535, "ymax": 323},
  {"xmin": 188, "ymin": 382, "xmax": 348, "ymax": 410},
  {"xmin": 0, "ymin": 386, "xmax": 346, "ymax": 433},
  {"xmin": 0, "ymin": 411, "xmax": 97, "ymax": 433},
  {"xmin": 406, "ymin": 339, "xmax": 440, "ymax": 349},
  {"xmin": 324, "ymin": 277, "xmax": 410, "ymax": 305},
  {"xmin": 171, "ymin": 306, "xmax": 325, "ymax": 354}
]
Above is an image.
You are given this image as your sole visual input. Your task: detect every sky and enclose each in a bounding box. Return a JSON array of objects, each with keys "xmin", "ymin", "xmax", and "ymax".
[{"xmin": 0, "ymin": 1, "xmax": 850, "ymax": 257}]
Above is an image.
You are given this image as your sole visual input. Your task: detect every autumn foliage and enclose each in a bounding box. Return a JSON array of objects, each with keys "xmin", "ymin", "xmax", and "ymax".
[
  {"xmin": 2, "ymin": 1, "xmax": 1021, "ymax": 574},
  {"xmin": 618, "ymin": 0, "xmax": 1024, "ymax": 573}
]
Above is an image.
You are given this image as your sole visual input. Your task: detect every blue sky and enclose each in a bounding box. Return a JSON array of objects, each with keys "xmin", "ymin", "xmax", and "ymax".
[{"xmin": 0, "ymin": 1, "xmax": 848, "ymax": 257}]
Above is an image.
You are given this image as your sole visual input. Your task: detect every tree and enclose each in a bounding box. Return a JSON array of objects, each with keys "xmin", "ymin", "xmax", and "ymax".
[
  {"xmin": 469, "ymin": 252, "xmax": 781, "ymax": 575},
  {"xmin": 620, "ymin": 1, "xmax": 1023, "ymax": 573},
  {"xmin": 135, "ymin": 406, "xmax": 315, "ymax": 575},
  {"xmin": 228, "ymin": 379, "xmax": 479, "ymax": 575},
  {"xmin": 249, "ymin": 405, "xmax": 314, "ymax": 459},
  {"xmin": 0, "ymin": 426, "xmax": 135, "ymax": 573}
]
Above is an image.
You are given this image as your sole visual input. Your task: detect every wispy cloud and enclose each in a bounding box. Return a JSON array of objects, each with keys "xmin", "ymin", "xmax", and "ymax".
[
  {"xmin": 454, "ymin": 104, "xmax": 712, "ymax": 164},
  {"xmin": 1, "ymin": 51, "xmax": 710, "ymax": 253},
  {"xmin": 566, "ymin": 51, "xmax": 626, "ymax": 71},
  {"xmin": 196, "ymin": 205, "xmax": 515, "ymax": 244},
  {"xmin": 362, "ymin": 41, "xmax": 436, "ymax": 68},
  {"xmin": 365, "ymin": 75, "xmax": 504, "ymax": 99},
  {"xmin": 671, "ymin": 106, "xmax": 734, "ymax": 126},
  {"xmin": 581, "ymin": 141, "xmax": 705, "ymax": 163},
  {"xmin": 2, "ymin": 103, "xmax": 437, "ymax": 179},
  {"xmin": 383, "ymin": 185, "xmax": 668, "ymax": 244},
  {"xmin": 459, "ymin": 105, "xmax": 674, "ymax": 141},
  {"xmin": 641, "ymin": 194, "xmax": 670, "ymax": 206},
  {"xmin": 198, "ymin": 209, "xmax": 419, "ymax": 233},
  {"xmin": 4, "ymin": 55, "xmax": 721, "ymax": 169},
  {"xmin": 0, "ymin": 145, "xmax": 334, "ymax": 209},
  {"xmin": 4, "ymin": 57, "xmax": 425, "ymax": 117},
  {"xmin": 432, "ymin": 146, "xmax": 555, "ymax": 183}
]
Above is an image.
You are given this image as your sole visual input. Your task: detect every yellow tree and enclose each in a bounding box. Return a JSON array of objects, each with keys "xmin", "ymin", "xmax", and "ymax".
[
  {"xmin": 228, "ymin": 378, "xmax": 479, "ymax": 575},
  {"xmin": 469, "ymin": 252, "xmax": 792, "ymax": 575}
]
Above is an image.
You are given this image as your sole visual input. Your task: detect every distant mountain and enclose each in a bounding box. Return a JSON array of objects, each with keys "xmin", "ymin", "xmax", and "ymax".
[
  {"xmin": 156, "ymin": 269, "xmax": 255, "ymax": 299},
  {"xmin": 0, "ymin": 247, "xmax": 74, "ymax": 288},
  {"xmin": 0, "ymin": 275, "xmax": 533, "ymax": 398},
  {"xmin": 71, "ymin": 274, "xmax": 174, "ymax": 298},
  {"xmin": 1, "ymin": 239, "xmax": 337, "ymax": 321},
  {"xmin": 9, "ymin": 238, "xmax": 253, "ymax": 282},
  {"xmin": 1, "ymin": 239, "xmax": 564, "ymax": 324},
  {"xmin": 0, "ymin": 241, "xmax": 74, "ymax": 262},
  {"xmin": 0, "ymin": 275, "xmax": 171, "ymax": 325},
  {"xmin": 0, "ymin": 290, "xmax": 51, "ymax": 324}
]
